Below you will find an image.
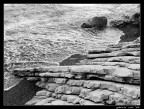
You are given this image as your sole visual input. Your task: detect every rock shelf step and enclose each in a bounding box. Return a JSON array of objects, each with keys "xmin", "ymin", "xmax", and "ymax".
[{"xmin": 11, "ymin": 37, "xmax": 140, "ymax": 105}]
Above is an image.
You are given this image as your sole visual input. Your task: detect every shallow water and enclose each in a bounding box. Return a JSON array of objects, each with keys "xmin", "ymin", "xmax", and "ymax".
[{"xmin": 4, "ymin": 4, "xmax": 128, "ymax": 90}]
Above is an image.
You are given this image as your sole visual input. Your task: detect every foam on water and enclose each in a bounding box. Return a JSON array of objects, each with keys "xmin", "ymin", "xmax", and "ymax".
[{"xmin": 4, "ymin": 4, "xmax": 126, "ymax": 90}]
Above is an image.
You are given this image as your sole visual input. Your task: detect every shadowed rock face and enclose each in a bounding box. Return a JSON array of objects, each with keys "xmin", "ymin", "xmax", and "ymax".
[
  {"xmin": 110, "ymin": 12, "xmax": 140, "ymax": 43},
  {"xmin": 3, "ymin": 79, "xmax": 42, "ymax": 106},
  {"xmin": 81, "ymin": 16, "xmax": 107, "ymax": 30}
]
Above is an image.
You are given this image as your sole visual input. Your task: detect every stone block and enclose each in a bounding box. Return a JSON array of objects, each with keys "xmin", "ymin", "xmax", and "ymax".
[
  {"xmin": 120, "ymin": 85, "xmax": 140, "ymax": 99},
  {"xmin": 131, "ymin": 99, "xmax": 140, "ymax": 105},
  {"xmin": 47, "ymin": 66, "xmax": 70, "ymax": 72},
  {"xmin": 35, "ymin": 81, "xmax": 46, "ymax": 88},
  {"xmin": 120, "ymin": 47, "xmax": 140, "ymax": 52},
  {"xmin": 40, "ymin": 77, "xmax": 47, "ymax": 82},
  {"xmin": 105, "ymin": 47, "xmax": 121, "ymax": 52},
  {"xmin": 45, "ymin": 83, "xmax": 61, "ymax": 92},
  {"xmin": 25, "ymin": 97, "xmax": 43, "ymax": 105},
  {"xmin": 67, "ymin": 95, "xmax": 80, "ymax": 103},
  {"xmin": 35, "ymin": 98, "xmax": 55, "ymax": 105},
  {"xmin": 52, "ymin": 93, "xmax": 58, "ymax": 98},
  {"xmin": 106, "ymin": 93, "xmax": 132, "ymax": 105},
  {"xmin": 83, "ymin": 81, "xmax": 100, "ymax": 89},
  {"xmin": 36, "ymin": 89, "xmax": 48, "ymax": 96},
  {"xmin": 27, "ymin": 77, "xmax": 39, "ymax": 81},
  {"xmin": 85, "ymin": 89, "xmax": 113, "ymax": 103},
  {"xmin": 111, "ymin": 68, "xmax": 134, "ymax": 77},
  {"xmin": 71, "ymin": 86, "xmax": 82, "ymax": 94},
  {"xmin": 57, "ymin": 94, "xmax": 63, "ymax": 99},
  {"xmin": 67, "ymin": 80, "xmax": 84, "ymax": 86},
  {"xmin": 79, "ymin": 99, "xmax": 104, "ymax": 105},
  {"xmin": 55, "ymin": 86, "xmax": 65, "ymax": 94},
  {"xmin": 54, "ymin": 78, "xmax": 67, "ymax": 84},
  {"xmin": 61, "ymin": 95, "xmax": 71, "ymax": 101},
  {"xmin": 46, "ymin": 91, "xmax": 53, "ymax": 97},
  {"xmin": 79, "ymin": 88, "xmax": 92, "ymax": 98},
  {"xmin": 39, "ymin": 72, "xmax": 60, "ymax": 77},
  {"xmin": 47, "ymin": 78, "xmax": 55, "ymax": 83},
  {"xmin": 128, "ymin": 64, "xmax": 140, "ymax": 70}
]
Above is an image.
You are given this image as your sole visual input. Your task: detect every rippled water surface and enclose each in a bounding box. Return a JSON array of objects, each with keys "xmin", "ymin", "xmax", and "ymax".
[{"xmin": 4, "ymin": 4, "xmax": 138, "ymax": 90}]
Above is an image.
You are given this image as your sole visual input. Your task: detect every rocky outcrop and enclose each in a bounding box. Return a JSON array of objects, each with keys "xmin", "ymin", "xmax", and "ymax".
[
  {"xmin": 110, "ymin": 12, "xmax": 140, "ymax": 43},
  {"xmin": 4, "ymin": 61, "xmax": 59, "ymax": 71},
  {"xmin": 12, "ymin": 37, "xmax": 140, "ymax": 105},
  {"xmin": 81, "ymin": 16, "xmax": 107, "ymax": 30}
]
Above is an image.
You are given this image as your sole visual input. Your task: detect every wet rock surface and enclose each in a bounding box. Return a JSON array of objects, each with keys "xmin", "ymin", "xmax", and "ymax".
[
  {"xmin": 81, "ymin": 16, "xmax": 107, "ymax": 30},
  {"xmin": 110, "ymin": 11, "xmax": 140, "ymax": 43},
  {"xmin": 12, "ymin": 37, "xmax": 140, "ymax": 105}
]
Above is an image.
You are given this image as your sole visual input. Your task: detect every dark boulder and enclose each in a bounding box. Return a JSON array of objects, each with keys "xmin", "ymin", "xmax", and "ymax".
[
  {"xmin": 130, "ymin": 13, "xmax": 140, "ymax": 27},
  {"xmin": 81, "ymin": 16, "xmax": 107, "ymax": 30}
]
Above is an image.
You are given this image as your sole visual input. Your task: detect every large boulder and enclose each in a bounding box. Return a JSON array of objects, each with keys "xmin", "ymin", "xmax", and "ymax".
[{"xmin": 81, "ymin": 16, "xmax": 107, "ymax": 30}]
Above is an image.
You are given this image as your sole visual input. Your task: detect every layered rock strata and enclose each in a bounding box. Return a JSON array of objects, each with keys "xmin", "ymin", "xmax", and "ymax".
[{"xmin": 12, "ymin": 37, "xmax": 140, "ymax": 105}]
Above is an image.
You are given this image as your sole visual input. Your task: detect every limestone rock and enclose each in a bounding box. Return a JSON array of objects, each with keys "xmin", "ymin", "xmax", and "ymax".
[
  {"xmin": 36, "ymin": 89, "xmax": 48, "ymax": 96},
  {"xmin": 127, "ymin": 64, "xmax": 140, "ymax": 70},
  {"xmin": 79, "ymin": 88, "xmax": 92, "ymax": 98},
  {"xmin": 55, "ymin": 86, "xmax": 65, "ymax": 94},
  {"xmin": 67, "ymin": 95, "xmax": 80, "ymax": 103},
  {"xmin": 111, "ymin": 68, "xmax": 134, "ymax": 77},
  {"xmin": 39, "ymin": 72, "xmax": 60, "ymax": 77},
  {"xmin": 131, "ymin": 99, "xmax": 140, "ymax": 105},
  {"xmin": 71, "ymin": 86, "xmax": 82, "ymax": 95},
  {"xmin": 83, "ymin": 81, "xmax": 100, "ymax": 89},
  {"xmin": 45, "ymin": 66, "xmax": 70, "ymax": 73},
  {"xmin": 26, "ymin": 77, "xmax": 40, "ymax": 81},
  {"xmin": 61, "ymin": 95, "xmax": 72, "ymax": 101},
  {"xmin": 54, "ymin": 78, "xmax": 67, "ymax": 84},
  {"xmin": 85, "ymin": 89, "xmax": 113, "ymax": 103},
  {"xmin": 45, "ymin": 83, "xmax": 61, "ymax": 92},
  {"xmin": 25, "ymin": 97, "xmax": 44, "ymax": 105},
  {"xmin": 57, "ymin": 94, "xmax": 63, "ymax": 99},
  {"xmin": 51, "ymin": 99, "xmax": 72, "ymax": 105},
  {"xmin": 106, "ymin": 93, "xmax": 132, "ymax": 105},
  {"xmin": 40, "ymin": 77, "xmax": 47, "ymax": 82},
  {"xmin": 46, "ymin": 91, "xmax": 53, "ymax": 97},
  {"xmin": 79, "ymin": 99, "xmax": 104, "ymax": 105},
  {"xmin": 35, "ymin": 98, "xmax": 55, "ymax": 105},
  {"xmin": 87, "ymin": 51, "xmax": 139, "ymax": 59},
  {"xmin": 120, "ymin": 85, "xmax": 140, "ymax": 99},
  {"xmin": 67, "ymin": 80, "xmax": 84, "ymax": 86},
  {"xmin": 52, "ymin": 93, "xmax": 58, "ymax": 98},
  {"xmin": 35, "ymin": 81, "xmax": 46, "ymax": 88}
]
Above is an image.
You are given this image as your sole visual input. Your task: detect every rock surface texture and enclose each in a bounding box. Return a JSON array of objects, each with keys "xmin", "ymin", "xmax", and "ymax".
[
  {"xmin": 12, "ymin": 37, "xmax": 140, "ymax": 105},
  {"xmin": 110, "ymin": 12, "xmax": 140, "ymax": 43},
  {"xmin": 81, "ymin": 16, "xmax": 107, "ymax": 30}
]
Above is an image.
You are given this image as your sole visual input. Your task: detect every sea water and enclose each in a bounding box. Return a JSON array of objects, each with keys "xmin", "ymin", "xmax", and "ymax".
[{"xmin": 4, "ymin": 4, "xmax": 128, "ymax": 90}]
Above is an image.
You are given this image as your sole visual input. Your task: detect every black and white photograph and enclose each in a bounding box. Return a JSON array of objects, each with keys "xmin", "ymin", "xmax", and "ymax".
[{"xmin": 4, "ymin": 4, "xmax": 140, "ymax": 106}]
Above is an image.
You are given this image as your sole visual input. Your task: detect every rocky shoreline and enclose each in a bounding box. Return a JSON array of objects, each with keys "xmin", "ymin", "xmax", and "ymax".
[
  {"xmin": 10, "ymin": 37, "xmax": 140, "ymax": 105},
  {"xmin": 4, "ymin": 4, "xmax": 140, "ymax": 106}
]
